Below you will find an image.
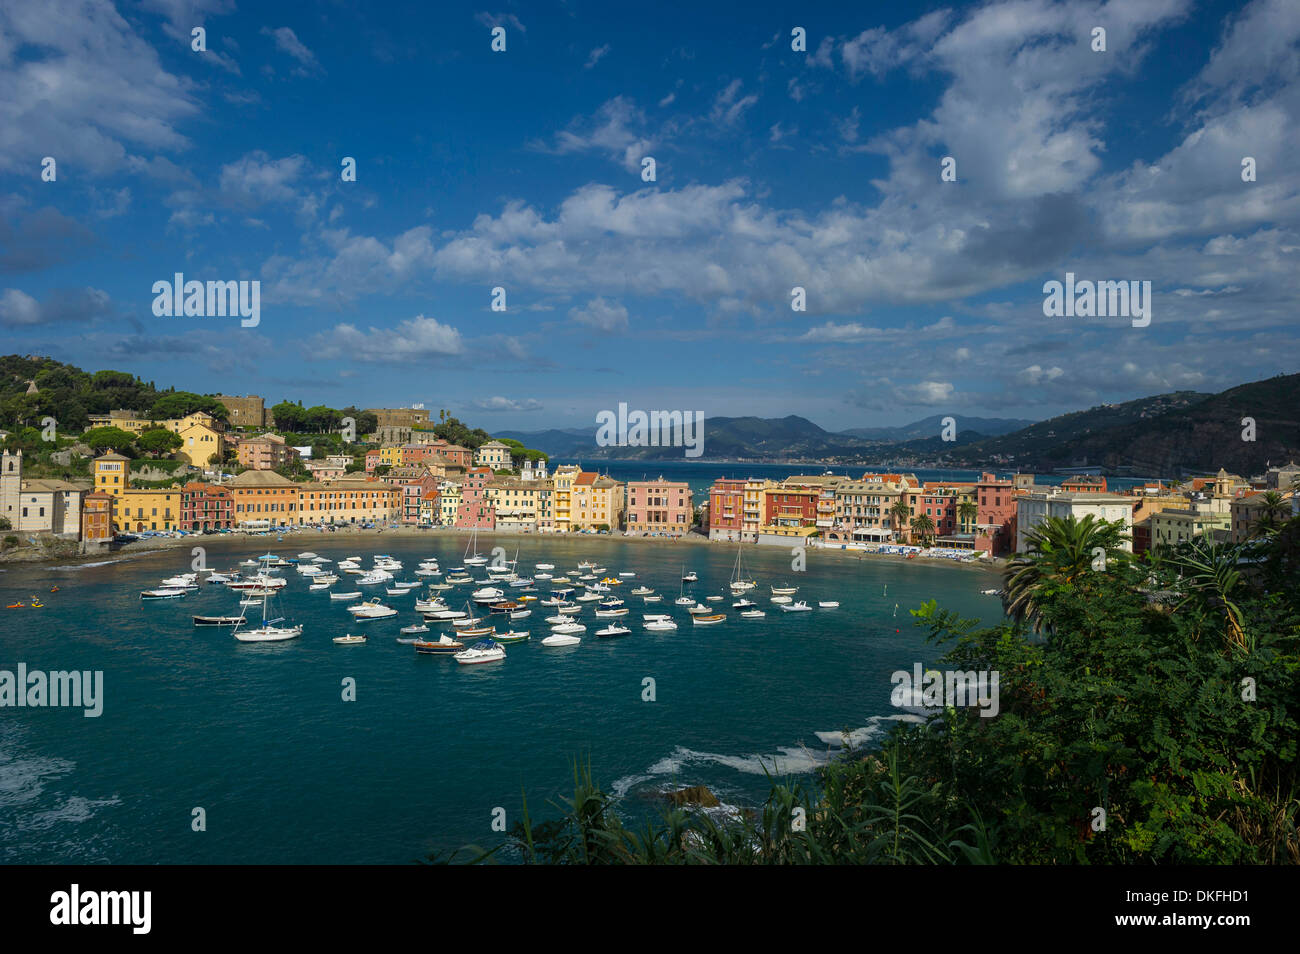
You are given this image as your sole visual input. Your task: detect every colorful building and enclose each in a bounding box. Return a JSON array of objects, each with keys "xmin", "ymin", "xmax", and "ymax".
[
  {"xmin": 226, "ymin": 470, "xmax": 300, "ymax": 528},
  {"xmin": 625, "ymin": 479, "xmax": 692, "ymax": 535},
  {"xmin": 180, "ymin": 481, "xmax": 233, "ymax": 531},
  {"xmin": 455, "ymin": 467, "xmax": 495, "ymax": 529}
]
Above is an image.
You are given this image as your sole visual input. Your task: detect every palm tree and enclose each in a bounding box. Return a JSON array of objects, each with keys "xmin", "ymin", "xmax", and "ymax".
[
  {"xmin": 1250, "ymin": 491, "xmax": 1290, "ymax": 538},
  {"xmin": 1166, "ymin": 538, "xmax": 1248, "ymax": 651},
  {"xmin": 1002, "ymin": 514, "xmax": 1130, "ymax": 630},
  {"xmin": 957, "ymin": 499, "xmax": 978, "ymax": 534},
  {"xmin": 909, "ymin": 514, "xmax": 935, "ymax": 547},
  {"xmin": 890, "ymin": 499, "xmax": 912, "ymax": 543}
]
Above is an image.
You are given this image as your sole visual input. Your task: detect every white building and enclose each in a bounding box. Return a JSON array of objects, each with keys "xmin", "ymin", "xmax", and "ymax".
[
  {"xmin": 0, "ymin": 450, "xmax": 85, "ymax": 537},
  {"xmin": 474, "ymin": 440, "xmax": 513, "ymax": 470},
  {"xmin": 1015, "ymin": 488, "xmax": 1136, "ymax": 553}
]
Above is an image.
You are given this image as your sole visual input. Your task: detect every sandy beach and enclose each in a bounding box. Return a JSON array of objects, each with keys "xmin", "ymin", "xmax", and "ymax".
[{"xmin": 3, "ymin": 524, "xmax": 1003, "ymax": 575}]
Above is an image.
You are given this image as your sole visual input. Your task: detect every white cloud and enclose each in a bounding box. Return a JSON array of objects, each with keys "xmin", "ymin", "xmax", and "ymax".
[
  {"xmin": 308, "ymin": 315, "xmax": 464, "ymax": 363},
  {"xmin": 569, "ymin": 297, "xmax": 629, "ymax": 332},
  {"xmin": 472, "ymin": 396, "xmax": 543, "ymax": 412},
  {"xmin": 584, "ymin": 44, "xmax": 611, "ymax": 68}
]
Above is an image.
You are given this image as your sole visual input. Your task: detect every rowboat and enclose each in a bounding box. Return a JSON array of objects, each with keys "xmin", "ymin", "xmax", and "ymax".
[
  {"xmin": 333, "ymin": 634, "xmax": 366, "ymax": 645},
  {"xmin": 142, "ymin": 588, "xmax": 187, "ymax": 600},
  {"xmin": 413, "ymin": 634, "xmax": 464, "ymax": 655},
  {"xmin": 193, "ymin": 615, "xmax": 245, "ymax": 626},
  {"xmin": 330, "ymin": 591, "xmax": 363, "ymax": 601},
  {"xmin": 692, "ymin": 614, "xmax": 726, "ymax": 625},
  {"xmin": 818, "ymin": 601, "xmax": 840, "ymax": 608},
  {"xmin": 495, "ymin": 630, "xmax": 530, "ymax": 644}
]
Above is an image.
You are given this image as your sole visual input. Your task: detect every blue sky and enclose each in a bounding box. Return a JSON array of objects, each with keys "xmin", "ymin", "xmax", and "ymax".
[{"xmin": 2, "ymin": 0, "xmax": 1297, "ymax": 432}]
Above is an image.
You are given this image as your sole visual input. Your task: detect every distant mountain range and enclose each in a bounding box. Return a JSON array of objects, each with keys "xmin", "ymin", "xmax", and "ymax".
[
  {"xmin": 499, "ymin": 414, "xmax": 1035, "ymax": 463},
  {"xmin": 499, "ymin": 373, "xmax": 1299, "ymax": 476}
]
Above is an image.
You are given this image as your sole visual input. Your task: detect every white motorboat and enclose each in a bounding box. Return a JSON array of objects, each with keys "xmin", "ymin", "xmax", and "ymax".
[
  {"xmin": 781, "ymin": 600, "xmax": 813, "ymax": 612},
  {"xmin": 238, "ymin": 597, "xmax": 264, "ymax": 607},
  {"xmin": 330, "ymin": 591, "xmax": 363, "ymax": 601},
  {"xmin": 618, "ymin": 571, "xmax": 635, "ymax": 577},
  {"xmin": 298, "ymin": 552, "xmax": 318, "ymax": 560},
  {"xmin": 545, "ymin": 614, "xmax": 569, "ymax": 625},
  {"xmin": 510, "ymin": 608, "xmax": 532, "ymax": 620},
  {"xmin": 596, "ymin": 623, "xmax": 631, "ymax": 638},
  {"xmin": 687, "ymin": 603, "xmax": 712, "ymax": 615},
  {"xmin": 643, "ymin": 594, "xmax": 662, "ymax": 602},
  {"xmin": 159, "ymin": 575, "xmax": 198, "ymax": 589},
  {"xmin": 454, "ymin": 639, "xmax": 505, "ymax": 664},
  {"xmin": 557, "ymin": 603, "xmax": 582, "ymax": 615},
  {"xmin": 425, "ymin": 609, "xmax": 468, "ymax": 621},
  {"xmin": 348, "ymin": 599, "xmax": 398, "ymax": 620},
  {"xmin": 356, "ymin": 571, "xmax": 390, "ymax": 586},
  {"xmin": 706, "ymin": 595, "xmax": 724, "ymax": 602},
  {"xmin": 311, "ymin": 573, "xmax": 338, "ymax": 585},
  {"xmin": 681, "ymin": 570, "xmax": 697, "ymax": 582},
  {"xmin": 141, "ymin": 588, "xmax": 187, "ymax": 600},
  {"xmin": 595, "ymin": 607, "xmax": 629, "ymax": 618},
  {"xmin": 770, "ymin": 595, "xmax": 793, "ymax": 604},
  {"xmin": 297, "ymin": 564, "xmax": 322, "ymax": 576},
  {"xmin": 550, "ymin": 621, "xmax": 586, "ymax": 636},
  {"xmin": 204, "ymin": 572, "xmax": 233, "ymax": 584},
  {"xmin": 630, "ymin": 586, "xmax": 654, "ymax": 596},
  {"xmin": 471, "ymin": 586, "xmax": 505, "ymax": 605},
  {"xmin": 644, "ymin": 619, "xmax": 677, "ymax": 632},
  {"xmin": 401, "ymin": 623, "xmax": 431, "ymax": 636},
  {"xmin": 413, "ymin": 598, "xmax": 448, "ymax": 613},
  {"xmin": 309, "ymin": 582, "xmax": 332, "ymax": 591},
  {"xmin": 541, "ymin": 632, "xmax": 580, "ymax": 647},
  {"xmin": 428, "ymin": 583, "xmax": 454, "ymax": 592},
  {"xmin": 741, "ymin": 609, "xmax": 766, "ymax": 619},
  {"xmin": 535, "ymin": 563, "xmax": 555, "ymax": 571},
  {"xmin": 333, "ymin": 633, "xmax": 366, "ymax": 645},
  {"xmin": 577, "ymin": 592, "xmax": 602, "ymax": 603},
  {"xmin": 733, "ymin": 598, "xmax": 757, "ymax": 609},
  {"xmin": 818, "ymin": 601, "xmax": 840, "ymax": 608},
  {"xmin": 675, "ymin": 596, "xmax": 695, "ymax": 606},
  {"xmin": 771, "ymin": 585, "xmax": 798, "ymax": 595}
]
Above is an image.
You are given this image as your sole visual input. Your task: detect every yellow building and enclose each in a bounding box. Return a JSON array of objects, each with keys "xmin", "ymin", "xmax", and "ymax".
[
  {"xmin": 439, "ymin": 481, "xmax": 462, "ymax": 527},
  {"xmin": 87, "ymin": 410, "xmax": 225, "ymax": 467},
  {"xmin": 488, "ymin": 478, "xmax": 541, "ymax": 531},
  {"xmin": 115, "ymin": 487, "xmax": 183, "ymax": 532},
  {"xmin": 551, "ymin": 465, "xmax": 578, "ymax": 531},
  {"xmin": 571, "ymin": 473, "xmax": 624, "ymax": 531},
  {"xmin": 379, "ymin": 446, "xmax": 403, "ymax": 468}
]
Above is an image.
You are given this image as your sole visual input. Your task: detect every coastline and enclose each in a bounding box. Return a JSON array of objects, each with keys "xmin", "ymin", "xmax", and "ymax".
[{"xmin": 2, "ymin": 526, "xmax": 1004, "ymax": 573}]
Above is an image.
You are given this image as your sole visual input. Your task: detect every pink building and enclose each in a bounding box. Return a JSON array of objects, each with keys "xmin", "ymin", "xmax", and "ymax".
[
  {"xmin": 454, "ymin": 467, "xmax": 495, "ymax": 529},
  {"xmin": 626, "ymin": 479, "xmax": 692, "ymax": 535},
  {"xmin": 975, "ymin": 473, "xmax": 1017, "ymax": 556}
]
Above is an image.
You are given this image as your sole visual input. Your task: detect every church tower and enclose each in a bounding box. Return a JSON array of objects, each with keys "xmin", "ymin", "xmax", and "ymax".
[{"xmin": 1, "ymin": 449, "xmax": 21, "ymax": 528}]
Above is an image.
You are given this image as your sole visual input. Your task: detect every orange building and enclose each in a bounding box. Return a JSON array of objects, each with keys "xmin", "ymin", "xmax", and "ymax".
[
  {"xmin": 80, "ymin": 491, "xmax": 114, "ymax": 542},
  {"xmin": 227, "ymin": 470, "xmax": 300, "ymax": 527}
]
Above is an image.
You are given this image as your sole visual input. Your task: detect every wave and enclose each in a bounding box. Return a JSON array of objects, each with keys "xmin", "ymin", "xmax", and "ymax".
[{"xmin": 50, "ymin": 557, "xmax": 135, "ymax": 570}]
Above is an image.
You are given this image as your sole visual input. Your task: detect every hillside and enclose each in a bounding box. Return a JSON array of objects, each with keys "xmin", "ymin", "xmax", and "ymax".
[
  {"xmin": 840, "ymin": 415, "xmax": 1035, "ymax": 441},
  {"xmin": 948, "ymin": 375, "xmax": 1299, "ymax": 475}
]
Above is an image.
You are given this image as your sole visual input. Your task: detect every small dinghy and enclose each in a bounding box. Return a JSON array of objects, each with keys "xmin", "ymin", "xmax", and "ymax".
[
  {"xmin": 781, "ymin": 600, "xmax": 813, "ymax": 612},
  {"xmin": 645, "ymin": 619, "xmax": 677, "ymax": 632},
  {"xmin": 509, "ymin": 608, "xmax": 532, "ymax": 620},
  {"xmin": 741, "ymin": 609, "xmax": 766, "ymax": 619},
  {"xmin": 142, "ymin": 588, "xmax": 187, "ymax": 600},
  {"xmin": 333, "ymin": 634, "xmax": 366, "ymax": 645},
  {"xmin": 818, "ymin": 601, "xmax": 840, "ymax": 608},
  {"xmin": 400, "ymin": 623, "xmax": 430, "ymax": 635},
  {"xmin": 330, "ymin": 591, "xmax": 363, "ymax": 601},
  {"xmin": 495, "ymin": 630, "xmax": 530, "ymax": 644},
  {"xmin": 692, "ymin": 614, "xmax": 726, "ymax": 626}
]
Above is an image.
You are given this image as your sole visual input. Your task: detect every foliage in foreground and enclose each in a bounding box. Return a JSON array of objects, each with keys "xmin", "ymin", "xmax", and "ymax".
[{"xmin": 430, "ymin": 516, "xmax": 1300, "ymax": 864}]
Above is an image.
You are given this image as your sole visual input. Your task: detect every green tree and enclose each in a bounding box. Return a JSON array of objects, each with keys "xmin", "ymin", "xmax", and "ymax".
[
  {"xmin": 890, "ymin": 499, "xmax": 912, "ymax": 542},
  {"xmin": 1002, "ymin": 514, "xmax": 1130, "ymax": 630},
  {"xmin": 137, "ymin": 428, "xmax": 184, "ymax": 458},
  {"xmin": 958, "ymin": 499, "xmax": 978, "ymax": 533},
  {"xmin": 83, "ymin": 426, "xmax": 138, "ymax": 456},
  {"xmin": 1166, "ymin": 538, "xmax": 1249, "ymax": 651},
  {"xmin": 909, "ymin": 514, "xmax": 935, "ymax": 546},
  {"xmin": 149, "ymin": 391, "xmax": 228, "ymax": 422}
]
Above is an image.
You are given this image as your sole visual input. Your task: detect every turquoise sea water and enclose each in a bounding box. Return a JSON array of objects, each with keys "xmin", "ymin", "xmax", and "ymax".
[{"xmin": 0, "ymin": 534, "xmax": 1001, "ymax": 863}]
